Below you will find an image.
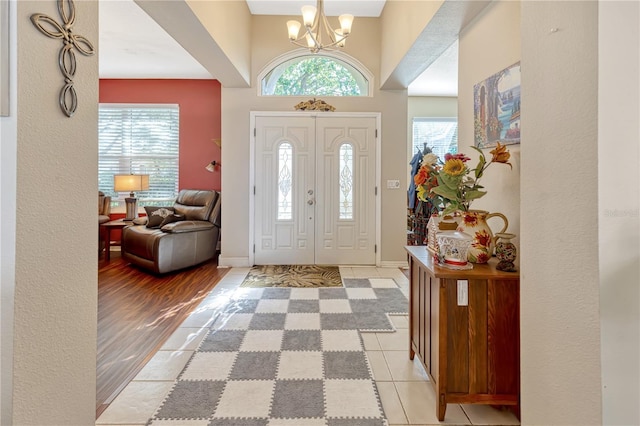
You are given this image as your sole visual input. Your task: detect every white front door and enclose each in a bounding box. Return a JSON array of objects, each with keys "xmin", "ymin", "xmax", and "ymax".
[
  {"xmin": 254, "ymin": 116, "xmax": 316, "ymax": 264},
  {"xmin": 254, "ymin": 114, "xmax": 377, "ymax": 265}
]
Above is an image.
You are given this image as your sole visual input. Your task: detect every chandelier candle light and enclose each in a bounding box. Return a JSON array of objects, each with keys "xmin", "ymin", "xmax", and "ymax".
[{"xmin": 286, "ymin": 0, "xmax": 354, "ymax": 53}]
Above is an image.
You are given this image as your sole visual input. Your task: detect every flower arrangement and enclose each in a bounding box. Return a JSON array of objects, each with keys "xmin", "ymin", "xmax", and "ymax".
[{"xmin": 414, "ymin": 143, "xmax": 512, "ymax": 215}]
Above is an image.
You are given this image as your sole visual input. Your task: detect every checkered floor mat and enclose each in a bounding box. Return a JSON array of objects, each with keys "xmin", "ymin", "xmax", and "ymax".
[{"xmin": 147, "ymin": 278, "xmax": 408, "ymax": 425}]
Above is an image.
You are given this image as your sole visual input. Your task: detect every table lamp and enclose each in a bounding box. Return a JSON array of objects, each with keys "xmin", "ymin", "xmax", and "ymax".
[{"xmin": 114, "ymin": 174, "xmax": 149, "ymax": 221}]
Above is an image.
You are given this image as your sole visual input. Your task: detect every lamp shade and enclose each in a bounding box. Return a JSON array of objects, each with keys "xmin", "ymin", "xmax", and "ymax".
[
  {"xmin": 339, "ymin": 14, "xmax": 354, "ymax": 35},
  {"xmin": 114, "ymin": 174, "xmax": 150, "ymax": 193},
  {"xmin": 301, "ymin": 5, "xmax": 316, "ymax": 27},
  {"xmin": 287, "ymin": 20, "xmax": 301, "ymax": 40}
]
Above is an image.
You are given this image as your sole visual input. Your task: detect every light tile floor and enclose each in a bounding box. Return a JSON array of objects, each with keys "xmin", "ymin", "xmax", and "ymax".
[{"xmin": 96, "ymin": 266, "xmax": 520, "ymax": 426}]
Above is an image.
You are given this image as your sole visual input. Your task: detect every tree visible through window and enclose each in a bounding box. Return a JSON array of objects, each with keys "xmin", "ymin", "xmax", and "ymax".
[
  {"xmin": 98, "ymin": 105, "xmax": 179, "ymax": 208},
  {"xmin": 262, "ymin": 55, "xmax": 368, "ymax": 96}
]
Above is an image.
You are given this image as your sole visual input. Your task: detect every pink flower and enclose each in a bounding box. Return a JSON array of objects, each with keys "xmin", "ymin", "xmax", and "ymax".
[{"xmin": 444, "ymin": 153, "xmax": 471, "ymax": 162}]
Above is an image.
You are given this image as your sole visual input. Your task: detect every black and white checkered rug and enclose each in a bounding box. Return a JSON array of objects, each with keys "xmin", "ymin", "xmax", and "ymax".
[{"xmin": 147, "ymin": 278, "xmax": 408, "ymax": 425}]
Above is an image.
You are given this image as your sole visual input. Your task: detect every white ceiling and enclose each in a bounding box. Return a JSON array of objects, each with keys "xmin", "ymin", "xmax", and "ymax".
[
  {"xmin": 99, "ymin": 0, "xmax": 211, "ymax": 79},
  {"xmin": 98, "ymin": 0, "xmax": 457, "ymax": 96},
  {"xmin": 407, "ymin": 40, "xmax": 458, "ymax": 97},
  {"xmin": 246, "ymin": 0, "xmax": 386, "ymax": 17}
]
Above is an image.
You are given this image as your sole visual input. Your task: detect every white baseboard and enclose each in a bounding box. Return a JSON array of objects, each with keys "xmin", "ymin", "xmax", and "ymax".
[
  {"xmin": 217, "ymin": 257, "xmax": 407, "ymax": 269},
  {"xmin": 379, "ymin": 260, "xmax": 409, "ymax": 268},
  {"xmin": 218, "ymin": 256, "xmax": 251, "ymax": 268}
]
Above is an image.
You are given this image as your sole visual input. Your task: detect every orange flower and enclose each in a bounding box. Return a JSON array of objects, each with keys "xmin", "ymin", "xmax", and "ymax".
[
  {"xmin": 414, "ymin": 165, "xmax": 429, "ymax": 186},
  {"xmin": 490, "ymin": 142, "xmax": 512, "ymax": 168},
  {"xmin": 415, "ymin": 144, "xmax": 512, "ymax": 214}
]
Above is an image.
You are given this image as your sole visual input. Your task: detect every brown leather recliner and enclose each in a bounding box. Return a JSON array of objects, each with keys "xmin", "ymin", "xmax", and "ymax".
[{"xmin": 121, "ymin": 189, "xmax": 221, "ymax": 274}]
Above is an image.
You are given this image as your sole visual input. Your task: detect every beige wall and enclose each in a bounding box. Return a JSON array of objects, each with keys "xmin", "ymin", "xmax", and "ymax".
[
  {"xmin": 136, "ymin": 0, "xmax": 251, "ymax": 87},
  {"xmin": 186, "ymin": 0, "xmax": 251, "ymax": 84},
  {"xmin": 379, "ymin": 0, "xmax": 443, "ymax": 86},
  {"xmin": 220, "ymin": 15, "xmax": 409, "ymax": 267},
  {"xmin": 458, "ymin": 1, "xmax": 521, "ymax": 257},
  {"xmin": 408, "ymin": 96, "xmax": 457, "ymax": 119},
  {"xmin": 598, "ymin": 2, "xmax": 640, "ymax": 424},
  {"xmin": 521, "ymin": 1, "xmax": 602, "ymax": 423},
  {"xmin": 10, "ymin": 1, "xmax": 99, "ymax": 424}
]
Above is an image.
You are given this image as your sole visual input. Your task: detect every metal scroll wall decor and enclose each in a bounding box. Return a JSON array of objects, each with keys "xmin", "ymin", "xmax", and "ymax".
[{"xmin": 30, "ymin": 0, "xmax": 95, "ymax": 117}]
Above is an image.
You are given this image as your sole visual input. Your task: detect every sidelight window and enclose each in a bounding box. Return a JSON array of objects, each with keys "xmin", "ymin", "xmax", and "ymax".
[
  {"xmin": 339, "ymin": 143, "xmax": 354, "ymax": 219},
  {"xmin": 277, "ymin": 143, "xmax": 293, "ymax": 220}
]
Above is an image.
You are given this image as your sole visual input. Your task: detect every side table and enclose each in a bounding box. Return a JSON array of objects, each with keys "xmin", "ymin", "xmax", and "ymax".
[{"xmin": 101, "ymin": 219, "xmax": 129, "ymax": 261}]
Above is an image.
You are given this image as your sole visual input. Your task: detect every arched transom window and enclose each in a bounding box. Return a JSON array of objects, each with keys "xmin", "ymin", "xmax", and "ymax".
[{"xmin": 260, "ymin": 52, "xmax": 371, "ymax": 97}]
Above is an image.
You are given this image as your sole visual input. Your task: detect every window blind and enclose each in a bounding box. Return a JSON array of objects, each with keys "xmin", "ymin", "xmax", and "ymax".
[
  {"xmin": 99, "ymin": 104, "xmax": 179, "ymax": 207},
  {"xmin": 412, "ymin": 118, "xmax": 458, "ymax": 161}
]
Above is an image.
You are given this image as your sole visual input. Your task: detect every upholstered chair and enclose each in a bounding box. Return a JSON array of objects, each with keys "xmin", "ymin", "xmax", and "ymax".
[
  {"xmin": 121, "ymin": 189, "xmax": 221, "ymax": 274},
  {"xmin": 99, "ymin": 191, "xmax": 111, "ymax": 224},
  {"xmin": 99, "ymin": 191, "xmax": 112, "ymax": 253}
]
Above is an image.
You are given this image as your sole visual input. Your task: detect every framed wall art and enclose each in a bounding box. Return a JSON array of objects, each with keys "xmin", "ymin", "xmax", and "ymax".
[
  {"xmin": 1, "ymin": 0, "xmax": 9, "ymax": 117},
  {"xmin": 474, "ymin": 61, "xmax": 521, "ymax": 148}
]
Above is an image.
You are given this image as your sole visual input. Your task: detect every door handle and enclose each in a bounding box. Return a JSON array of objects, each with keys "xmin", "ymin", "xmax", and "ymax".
[{"xmin": 307, "ymin": 199, "xmax": 315, "ymax": 205}]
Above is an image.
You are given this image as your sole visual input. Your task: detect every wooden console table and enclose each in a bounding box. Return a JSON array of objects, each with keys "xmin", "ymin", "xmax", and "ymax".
[{"xmin": 405, "ymin": 246, "xmax": 520, "ymax": 421}]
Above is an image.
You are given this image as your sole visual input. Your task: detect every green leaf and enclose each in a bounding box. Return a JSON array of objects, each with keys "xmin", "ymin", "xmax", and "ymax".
[
  {"xmin": 470, "ymin": 145, "xmax": 483, "ymax": 155},
  {"xmin": 470, "ymin": 145, "xmax": 486, "ymax": 178},
  {"xmin": 442, "ymin": 204, "xmax": 459, "ymax": 215},
  {"xmin": 470, "ymin": 145, "xmax": 486, "ymax": 162},
  {"xmin": 440, "ymin": 172, "xmax": 463, "ymax": 190},
  {"xmin": 464, "ymin": 189, "xmax": 487, "ymax": 201},
  {"xmin": 432, "ymin": 185, "xmax": 458, "ymax": 200},
  {"xmin": 475, "ymin": 157, "xmax": 486, "ymax": 179}
]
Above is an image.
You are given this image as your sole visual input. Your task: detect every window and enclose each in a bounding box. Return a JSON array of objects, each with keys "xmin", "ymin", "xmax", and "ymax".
[
  {"xmin": 277, "ymin": 142, "xmax": 293, "ymax": 220},
  {"xmin": 339, "ymin": 143, "xmax": 354, "ymax": 219},
  {"xmin": 412, "ymin": 118, "xmax": 458, "ymax": 160},
  {"xmin": 261, "ymin": 53, "xmax": 370, "ymax": 96},
  {"xmin": 99, "ymin": 104, "xmax": 179, "ymax": 208}
]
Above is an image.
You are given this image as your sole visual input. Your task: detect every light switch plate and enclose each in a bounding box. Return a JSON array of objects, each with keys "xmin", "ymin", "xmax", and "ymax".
[
  {"xmin": 386, "ymin": 180, "xmax": 400, "ymax": 189},
  {"xmin": 457, "ymin": 280, "xmax": 468, "ymax": 306}
]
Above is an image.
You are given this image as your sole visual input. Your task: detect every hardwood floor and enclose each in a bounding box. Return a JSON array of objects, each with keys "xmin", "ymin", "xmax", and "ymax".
[{"xmin": 97, "ymin": 251, "xmax": 228, "ymax": 418}]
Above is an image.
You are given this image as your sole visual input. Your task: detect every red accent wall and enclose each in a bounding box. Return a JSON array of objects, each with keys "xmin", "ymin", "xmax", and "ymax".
[{"xmin": 99, "ymin": 79, "xmax": 222, "ymax": 191}]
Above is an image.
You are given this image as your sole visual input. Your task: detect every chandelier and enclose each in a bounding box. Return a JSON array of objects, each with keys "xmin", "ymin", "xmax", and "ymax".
[{"xmin": 286, "ymin": 0, "xmax": 354, "ymax": 53}]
